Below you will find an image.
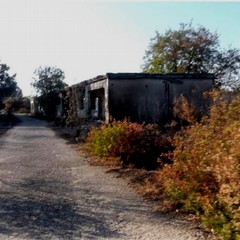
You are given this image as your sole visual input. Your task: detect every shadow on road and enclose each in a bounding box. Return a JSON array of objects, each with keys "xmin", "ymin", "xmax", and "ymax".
[
  {"xmin": 0, "ymin": 178, "xmax": 122, "ymax": 239},
  {"xmin": 14, "ymin": 114, "xmax": 48, "ymax": 128},
  {"xmin": 0, "ymin": 113, "xmax": 21, "ymax": 135}
]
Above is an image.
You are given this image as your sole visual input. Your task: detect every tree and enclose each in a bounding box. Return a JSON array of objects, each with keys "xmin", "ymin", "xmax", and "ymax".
[
  {"xmin": 0, "ymin": 62, "xmax": 21, "ymax": 109},
  {"xmin": 32, "ymin": 66, "xmax": 67, "ymax": 95},
  {"xmin": 31, "ymin": 66, "xmax": 67, "ymax": 119},
  {"xmin": 142, "ymin": 23, "xmax": 240, "ymax": 89}
]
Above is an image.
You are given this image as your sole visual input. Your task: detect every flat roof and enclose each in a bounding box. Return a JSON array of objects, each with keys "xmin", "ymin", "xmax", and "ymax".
[
  {"xmin": 66, "ymin": 72, "xmax": 215, "ymax": 91},
  {"xmin": 106, "ymin": 72, "xmax": 215, "ymax": 80}
]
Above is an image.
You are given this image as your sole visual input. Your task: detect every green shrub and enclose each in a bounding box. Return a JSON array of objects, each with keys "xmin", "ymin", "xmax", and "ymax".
[
  {"xmin": 159, "ymin": 91, "xmax": 240, "ymax": 239},
  {"xmin": 86, "ymin": 120, "xmax": 126, "ymax": 157},
  {"xmin": 86, "ymin": 120, "xmax": 171, "ymax": 169}
]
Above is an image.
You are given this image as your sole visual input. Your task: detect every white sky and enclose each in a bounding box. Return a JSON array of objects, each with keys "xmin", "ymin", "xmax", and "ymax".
[
  {"xmin": 0, "ymin": 0, "xmax": 145, "ymax": 95},
  {"xmin": 0, "ymin": 1, "xmax": 240, "ymax": 96}
]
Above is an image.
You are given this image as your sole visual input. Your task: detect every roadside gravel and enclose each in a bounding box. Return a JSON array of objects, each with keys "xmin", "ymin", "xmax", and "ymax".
[{"xmin": 0, "ymin": 115, "xmax": 216, "ymax": 239}]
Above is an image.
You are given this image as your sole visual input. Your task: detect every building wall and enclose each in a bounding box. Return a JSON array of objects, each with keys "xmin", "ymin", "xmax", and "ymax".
[
  {"xmin": 170, "ymin": 78, "xmax": 213, "ymax": 102},
  {"xmin": 62, "ymin": 76, "xmax": 109, "ymax": 125},
  {"xmin": 108, "ymin": 74, "xmax": 214, "ymax": 123},
  {"xmin": 63, "ymin": 82, "xmax": 87, "ymax": 125},
  {"xmin": 169, "ymin": 78, "xmax": 214, "ymax": 117},
  {"xmin": 43, "ymin": 73, "xmax": 214, "ymax": 124},
  {"xmin": 109, "ymin": 78, "xmax": 167, "ymax": 122}
]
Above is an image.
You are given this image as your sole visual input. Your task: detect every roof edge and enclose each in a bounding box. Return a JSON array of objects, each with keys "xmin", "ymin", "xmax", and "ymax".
[{"xmin": 106, "ymin": 72, "xmax": 215, "ymax": 80}]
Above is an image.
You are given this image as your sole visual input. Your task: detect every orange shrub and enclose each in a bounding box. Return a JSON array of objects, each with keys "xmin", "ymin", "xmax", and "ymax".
[
  {"xmin": 159, "ymin": 92, "xmax": 240, "ymax": 239},
  {"xmin": 86, "ymin": 120, "xmax": 172, "ymax": 169}
]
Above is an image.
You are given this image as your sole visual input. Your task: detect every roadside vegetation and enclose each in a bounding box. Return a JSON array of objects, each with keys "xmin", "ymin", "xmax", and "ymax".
[
  {"xmin": 85, "ymin": 90, "xmax": 240, "ymax": 240},
  {"xmin": 86, "ymin": 120, "xmax": 172, "ymax": 169},
  {"xmin": 0, "ymin": 60, "xmax": 26, "ymax": 134},
  {"xmin": 160, "ymin": 91, "xmax": 240, "ymax": 239}
]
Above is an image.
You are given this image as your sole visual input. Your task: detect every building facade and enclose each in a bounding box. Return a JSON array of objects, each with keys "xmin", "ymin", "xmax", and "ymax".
[{"xmin": 55, "ymin": 72, "xmax": 215, "ymax": 124}]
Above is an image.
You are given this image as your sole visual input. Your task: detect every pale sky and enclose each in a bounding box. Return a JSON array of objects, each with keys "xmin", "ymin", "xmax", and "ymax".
[{"xmin": 0, "ymin": 0, "xmax": 240, "ymax": 96}]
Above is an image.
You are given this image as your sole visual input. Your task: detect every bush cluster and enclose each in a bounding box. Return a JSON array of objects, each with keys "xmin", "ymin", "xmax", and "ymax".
[
  {"xmin": 85, "ymin": 91, "xmax": 240, "ymax": 239},
  {"xmin": 86, "ymin": 120, "xmax": 171, "ymax": 169},
  {"xmin": 159, "ymin": 92, "xmax": 240, "ymax": 239}
]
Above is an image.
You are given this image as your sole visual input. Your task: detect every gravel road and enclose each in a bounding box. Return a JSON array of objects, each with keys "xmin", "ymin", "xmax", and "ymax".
[{"xmin": 0, "ymin": 115, "xmax": 213, "ymax": 240}]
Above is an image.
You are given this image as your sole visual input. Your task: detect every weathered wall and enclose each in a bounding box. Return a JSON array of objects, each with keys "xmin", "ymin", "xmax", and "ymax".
[
  {"xmin": 61, "ymin": 82, "xmax": 87, "ymax": 126},
  {"xmin": 169, "ymin": 78, "xmax": 214, "ymax": 117},
  {"xmin": 108, "ymin": 73, "xmax": 214, "ymax": 123},
  {"xmin": 61, "ymin": 76, "xmax": 108, "ymax": 126},
  {"xmin": 41, "ymin": 73, "xmax": 214, "ymax": 125},
  {"xmin": 170, "ymin": 78, "xmax": 213, "ymax": 101},
  {"xmin": 109, "ymin": 78, "xmax": 167, "ymax": 122}
]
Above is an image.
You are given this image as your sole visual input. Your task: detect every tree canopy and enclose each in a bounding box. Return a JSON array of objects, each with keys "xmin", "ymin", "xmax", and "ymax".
[
  {"xmin": 0, "ymin": 62, "xmax": 21, "ymax": 109},
  {"xmin": 32, "ymin": 66, "xmax": 67, "ymax": 95},
  {"xmin": 142, "ymin": 23, "xmax": 240, "ymax": 89},
  {"xmin": 31, "ymin": 66, "xmax": 67, "ymax": 119}
]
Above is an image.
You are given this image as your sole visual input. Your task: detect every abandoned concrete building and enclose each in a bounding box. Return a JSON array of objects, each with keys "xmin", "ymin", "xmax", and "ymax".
[{"xmin": 31, "ymin": 72, "xmax": 215, "ymax": 124}]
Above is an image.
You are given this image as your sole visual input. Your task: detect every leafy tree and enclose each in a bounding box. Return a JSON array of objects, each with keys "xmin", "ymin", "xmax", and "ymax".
[
  {"xmin": 142, "ymin": 23, "xmax": 240, "ymax": 88},
  {"xmin": 32, "ymin": 66, "xmax": 67, "ymax": 119},
  {"xmin": 0, "ymin": 62, "xmax": 21, "ymax": 109},
  {"xmin": 32, "ymin": 66, "xmax": 67, "ymax": 95}
]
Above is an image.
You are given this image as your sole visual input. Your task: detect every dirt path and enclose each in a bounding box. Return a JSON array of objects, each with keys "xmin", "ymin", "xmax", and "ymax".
[{"xmin": 0, "ymin": 115, "xmax": 212, "ymax": 240}]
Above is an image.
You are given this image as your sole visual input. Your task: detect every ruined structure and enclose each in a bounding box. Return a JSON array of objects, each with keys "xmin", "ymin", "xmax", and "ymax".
[
  {"xmin": 31, "ymin": 72, "xmax": 215, "ymax": 124},
  {"xmin": 57, "ymin": 73, "xmax": 215, "ymax": 124}
]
